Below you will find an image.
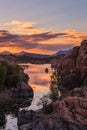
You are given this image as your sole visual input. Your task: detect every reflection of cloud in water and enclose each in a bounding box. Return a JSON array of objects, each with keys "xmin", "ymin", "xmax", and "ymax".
[
  {"xmin": 23, "ymin": 64, "xmax": 53, "ymax": 111},
  {"xmin": 30, "ymin": 74, "xmax": 50, "ymax": 86},
  {"xmin": 28, "ymin": 66, "xmax": 40, "ymax": 72},
  {"xmin": 32, "ymin": 85, "xmax": 49, "ymax": 91},
  {"xmin": 25, "ymin": 64, "xmax": 52, "ymax": 89},
  {"xmin": 31, "ymin": 78, "xmax": 49, "ymax": 86},
  {"xmin": 28, "ymin": 65, "xmax": 52, "ymax": 74}
]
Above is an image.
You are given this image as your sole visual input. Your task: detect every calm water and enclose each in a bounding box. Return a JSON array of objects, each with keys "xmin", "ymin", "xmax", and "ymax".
[{"xmin": 2, "ymin": 64, "xmax": 53, "ymax": 130}]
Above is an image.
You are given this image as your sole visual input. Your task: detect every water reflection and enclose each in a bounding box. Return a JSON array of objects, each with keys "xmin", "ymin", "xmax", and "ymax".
[
  {"xmin": 23, "ymin": 64, "xmax": 53, "ymax": 110},
  {"xmin": 25, "ymin": 64, "xmax": 52, "ymax": 88}
]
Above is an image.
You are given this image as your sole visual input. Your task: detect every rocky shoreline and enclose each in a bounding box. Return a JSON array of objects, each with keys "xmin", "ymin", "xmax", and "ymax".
[{"xmin": 17, "ymin": 86, "xmax": 87, "ymax": 130}]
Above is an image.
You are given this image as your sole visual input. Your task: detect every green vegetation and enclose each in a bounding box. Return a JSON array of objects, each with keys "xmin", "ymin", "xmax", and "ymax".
[
  {"xmin": 37, "ymin": 70, "xmax": 59, "ymax": 114},
  {"xmin": 49, "ymin": 68, "xmax": 82, "ymax": 99},
  {"xmin": 37, "ymin": 95, "xmax": 52, "ymax": 114},
  {"xmin": 0, "ymin": 61, "xmax": 26, "ymax": 90},
  {"xmin": 37, "ymin": 95, "xmax": 50, "ymax": 107},
  {"xmin": 0, "ymin": 63, "xmax": 7, "ymax": 87},
  {"xmin": 37, "ymin": 71, "xmax": 60, "ymax": 114},
  {"xmin": 49, "ymin": 71, "xmax": 59, "ymax": 101},
  {"xmin": 38, "ymin": 68, "xmax": 83, "ymax": 114}
]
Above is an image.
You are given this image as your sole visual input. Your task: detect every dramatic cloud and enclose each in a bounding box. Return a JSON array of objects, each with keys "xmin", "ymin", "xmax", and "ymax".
[
  {"xmin": 0, "ymin": 20, "xmax": 36, "ymax": 35},
  {"xmin": 0, "ymin": 20, "xmax": 87, "ymax": 54},
  {"xmin": 0, "ymin": 30, "xmax": 10, "ymax": 36},
  {"xmin": 0, "ymin": 30, "xmax": 66, "ymax": 49},
  {"xmin": 40, "ymin": 30, "xmax": 87, "ymax": 46},
  {"xmin": 0, "ymin": 30, "xmax": 38, "ymax": 49}
]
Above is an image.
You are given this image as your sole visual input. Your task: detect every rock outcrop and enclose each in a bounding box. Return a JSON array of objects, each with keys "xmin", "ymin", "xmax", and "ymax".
[
  {"xmin": 58, "ymin": 40, "xmax": 87, "ymax": 93},
  {"xmin": 0, "ymin": 82, "xmax": 33, "ymax": 100},
  {"xmin": 53, "ymin": 96, "xmax": 87, "ymax": 130},
  {"xmin": 10, "ymin": 82, "xmax": 33, "ymax": 99},
  {"xmin": 18, "ymin": 110, "xmax": 36, "ymax": 126},
  {"xmin": 59, "ymin": 40, "xmax": 87, "ymax": 74}
]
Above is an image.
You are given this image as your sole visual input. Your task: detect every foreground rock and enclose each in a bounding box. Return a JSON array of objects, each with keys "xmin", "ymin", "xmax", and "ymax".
[
  {"xmin": 18, "ymin": 110, "xmax": 36, "ymax": 126},
  {"xmin": 58, "ymin": 40, "xmax": 87, "ymax": 93},
  {"xmin": 53, "ymin": 96, "xmax": 87, "ymax": 130},
  {"xmin": 0, "ymin": 82, "xmax": 33, "ymax": 100},
  {"xmin": 18, "ymin": 87, "xmax": 87, "ymax": 130},
  {"xmin": 11, "ymin": 82, "xmax": 33, "ymax": 99}
]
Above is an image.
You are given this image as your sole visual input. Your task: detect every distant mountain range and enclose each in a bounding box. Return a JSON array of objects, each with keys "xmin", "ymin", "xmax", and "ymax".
[
  {"xmin": 54, "ymin": 49, "xmax": 72, "ymax": 56},
  {"xmin": 0, "ymin": 49, "xmax": 72, "ymax": 58},
  {"xmin": 0, "ymin": 51, "xmax": 12, "ymax": 55},
  {"xmin": 15, "ymin": 51, "xmax": 51, "ymax": 58}
]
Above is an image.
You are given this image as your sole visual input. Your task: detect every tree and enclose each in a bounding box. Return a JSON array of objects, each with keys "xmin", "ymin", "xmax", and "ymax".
[
  {"xmin": 0, "ymin": 61, "xmax": 25, "ymax": 89},
  {"xmin": 5, "ymin": 64, "xmax": 23, "ymax": 87},
  {"xmin": 49, "ymin": 71, "xmax": 59, "ymax": 101},
  {"xmin": 0, "ymin": 63, "xmax": 7, "ymax": 88},
  {"xmin": 37, "ymin": 95, "xmax": 52, "ymax": 113}
]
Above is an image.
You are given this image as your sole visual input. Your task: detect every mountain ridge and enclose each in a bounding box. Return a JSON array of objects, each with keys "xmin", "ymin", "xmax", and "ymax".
[{"xmin": 0, "ymin": 48, "xmax": 71, "ymax": 58}]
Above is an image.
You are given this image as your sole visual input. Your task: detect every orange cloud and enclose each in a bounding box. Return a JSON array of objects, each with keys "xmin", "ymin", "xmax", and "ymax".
[
  {"xmin": 0, "ymin": 20, "xmax": 36, "ymax": 35},
  {"xmin": 0, "ymin": 20, "xmax": 87, "ymax": 54},
  {"xmin": 40, "ymin": 29, "xmax": 87, "ymax": 46}
]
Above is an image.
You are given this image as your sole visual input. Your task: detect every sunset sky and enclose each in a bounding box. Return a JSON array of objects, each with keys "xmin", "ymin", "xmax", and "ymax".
[{"xmin": 0, "ymin": 0, "xmax": 87, "ymax": 54}]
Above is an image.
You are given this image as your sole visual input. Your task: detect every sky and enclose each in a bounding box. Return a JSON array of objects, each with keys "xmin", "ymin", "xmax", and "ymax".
[{"xmin": 0, "ymin": 0, "xmax": 87, "ymax": 54}]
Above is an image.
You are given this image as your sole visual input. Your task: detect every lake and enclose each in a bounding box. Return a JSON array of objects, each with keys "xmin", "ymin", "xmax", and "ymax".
[{"xmin": 2, "ymin": 64, "xmax": 53, "ymax": 130}]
